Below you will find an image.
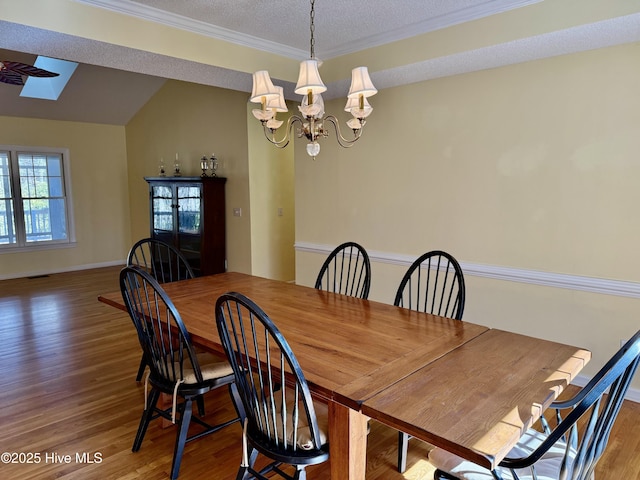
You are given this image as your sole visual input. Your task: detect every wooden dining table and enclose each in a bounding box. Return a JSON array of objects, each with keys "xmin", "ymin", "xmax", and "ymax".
[{"xmin": 99, "ymin": 271, "xmax": 590, "ymax": 479}]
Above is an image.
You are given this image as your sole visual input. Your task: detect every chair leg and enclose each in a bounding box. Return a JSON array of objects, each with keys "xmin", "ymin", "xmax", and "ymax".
[
  {"xmin": 398, "ymin": 431, "xmax": 410, "ymax": 473},
  {"xmin": 296, "ymin": 465, "xmax": 307, "ymax": 480},
  {"xmin": 235, "ymin": 466, "xmax": 248, "ymax": 480},
  {"xmin": 236, "ymin": 447, "xmax": 258, "ymax": 480},
  {"xmin": 170, "ymin": 399, "xmax": 193, "ymax": 480},
  {"xmin": 132, "ymin": 387, "xmax": 160, "ymax": 452},
  {"xmin": 196, "ymin": 396, "xmax": 206, "ymax": 417},
  {"xmin": 135, "ymin": 353, "xmax": 146, "ymax": 382},
  {"xmin": 434, "ymin": 468, "xmax": 461, "ymax": 479}
]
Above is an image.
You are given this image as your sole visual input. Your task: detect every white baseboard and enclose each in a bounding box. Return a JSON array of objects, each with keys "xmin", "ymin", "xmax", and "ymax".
[
  {"xmin": 0, "ymin": 260, "xmax": 125, "ymax": 281},
  {"xmin": 572, "ymin": 374, "xmax": 640, "ymax": 404}
]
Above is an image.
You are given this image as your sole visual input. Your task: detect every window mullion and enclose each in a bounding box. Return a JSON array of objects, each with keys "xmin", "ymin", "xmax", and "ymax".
[{"xmin": 8, "ymin": 152, "xmax": 27, "ymax": 246}]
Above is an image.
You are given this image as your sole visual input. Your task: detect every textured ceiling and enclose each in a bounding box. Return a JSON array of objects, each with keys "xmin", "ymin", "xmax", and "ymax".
[
  {"xmin": 0, "ymin": 0, "xmax": 639, "ymax": 125},
  {"xmin": 117, "ymin": 0, "xmax": 542, "ymax": 59}
]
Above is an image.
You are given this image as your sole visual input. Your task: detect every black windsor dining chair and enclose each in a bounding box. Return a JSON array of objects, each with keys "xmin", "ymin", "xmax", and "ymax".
[
  {"xmin": 127, "ymin": 238, "xmax": 196, "ymax": 381},
  {"xmin": 120, "ymin": 266, "xmax": 241, "ymax": 480},
  {"xmin": 394, "ymin": 249, "xmax": 465, "ymax": 318},
  {"xmin": 394, "ymin": 249, "xmax": 466, "ymax": 473},
  {"xmin": 215, "ymin": 292, "xmax": 330, "ymax": 480},
  {"xmin": 127, "ymin": 237, "xmax": 195, "ymax": 283},
  {"xmin": 314, "ymin": 241, "xmax": 372, "ymax": 299},
  {"xmin": 429, "ymin": 329, "xmax": 640, "ymax": 480}
]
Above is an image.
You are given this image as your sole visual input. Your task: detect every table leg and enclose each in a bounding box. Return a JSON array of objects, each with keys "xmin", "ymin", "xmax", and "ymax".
[{"xmin": 328, "ymin": 400, "xmax": 368, "ymax": 480}]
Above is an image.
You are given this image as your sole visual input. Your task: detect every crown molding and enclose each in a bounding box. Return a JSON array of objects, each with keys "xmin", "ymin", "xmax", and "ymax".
[
  {"xmin": 73, "ymin": 0, "xmax": 307, "ymax": 59},
  {"xmin": 295, "ymin": 242, "xmax": 640, "ymax": 298},
  {"xmin": 323, "ymin": 0, "xmax": 543, "ymax": 58},
  {"xmin": 74, "ymin": 0, "xmax": 542, "ymax": 60}
]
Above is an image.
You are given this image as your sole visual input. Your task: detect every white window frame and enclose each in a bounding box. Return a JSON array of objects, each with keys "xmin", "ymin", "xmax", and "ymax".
[{"xmin": 0, "ymin": 145, "xmax": 76, "ymax": 253}]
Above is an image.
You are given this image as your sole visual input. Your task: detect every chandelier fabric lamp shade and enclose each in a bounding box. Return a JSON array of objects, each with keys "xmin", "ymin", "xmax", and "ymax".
[
  {"xmin": 266, "ymin": 86, "xmax": 288, "ymax": 113},
  {"xmin": 266, "ymin": 86, "xmax": 288, "ymax": 130},
  {"xmin": 251, "ymin": 70, "xmax": 280, "ymax": 122},
  {"xmin": 250, "ymin": 70, "xmax": 279, "ymax": 103},
  {"xmin": 348, "ymin": 67, "xmax": 377, "ymax": 99},
  {"xmin": 248, "ymin": 0, "xmax": 377, "ymax": 159},
  {"xmin": 295, "ymin": 59, "xmax": 327, "ymax": 95}
]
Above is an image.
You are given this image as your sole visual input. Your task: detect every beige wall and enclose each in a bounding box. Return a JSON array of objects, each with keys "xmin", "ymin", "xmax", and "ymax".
[
  {"xmin": 0, "ymin": 79, "xmax": 297, "ymax": 282},
  {"xmin": 247, "ymin": 103, "xmax": 296, "ymax": 281},
  {"xmin": 125, "ymin": 79, "xmax": 296, "ymax": 279},
  {"xmin": 0, "ymin": 116, "xmax": 130, "ymax": 278},
  {"xmin": 125, "ymin": 80, "xmax": 254, "ymax": 274},
  {"xmin": 295, "ymin": 42, "xmax": 640, "ymax": 387}
]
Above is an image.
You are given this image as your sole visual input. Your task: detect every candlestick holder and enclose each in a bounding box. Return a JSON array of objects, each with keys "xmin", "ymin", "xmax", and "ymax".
[
  {"xmin": 209, "ymin": 154, "xmax": 218, "ymax": 177},
  {"xmin": 200, "ymin": 156, "xmax": 209, "ymax": 177}
]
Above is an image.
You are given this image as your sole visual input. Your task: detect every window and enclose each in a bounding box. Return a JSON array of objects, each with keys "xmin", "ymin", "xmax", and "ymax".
[{"xmin": 0, "ymin": 146, "xmax": 75, "ymax": 251}]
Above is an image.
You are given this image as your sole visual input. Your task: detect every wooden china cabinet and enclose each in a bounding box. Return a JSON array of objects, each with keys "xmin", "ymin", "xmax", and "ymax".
[{"xmin": 145, "ymin": 176, "xmax": 226, "ymax": 276}]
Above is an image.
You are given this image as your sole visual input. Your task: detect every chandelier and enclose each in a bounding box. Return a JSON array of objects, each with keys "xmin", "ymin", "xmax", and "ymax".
[{"xmin": 249, "ymin": 0, "xmax": 377, "ymax": 159}]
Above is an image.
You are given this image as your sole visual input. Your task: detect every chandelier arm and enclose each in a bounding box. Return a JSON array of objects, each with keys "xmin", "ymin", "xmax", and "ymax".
[
  {"xmin": 322, "ymin": 115, "xmax": 364, "ymax": 148},
  {"xmin": 262, "ymin": 115, "xmax": 306, "ymax": 148}
]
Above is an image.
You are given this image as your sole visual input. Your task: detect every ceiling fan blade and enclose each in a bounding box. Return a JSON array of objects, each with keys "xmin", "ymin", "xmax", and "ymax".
[
  {"xmin": 0, "ymin": 71, "xmax": 25, "ymax": 86},
  {"xmin": 2, "ymin": 61, "xmax": 60, "ymax": 78}
]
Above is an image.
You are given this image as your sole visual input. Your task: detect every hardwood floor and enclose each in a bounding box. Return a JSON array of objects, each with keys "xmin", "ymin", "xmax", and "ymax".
[{"xmin": 0, "ymin": 266, "xmax": 638, "ymax": 479}]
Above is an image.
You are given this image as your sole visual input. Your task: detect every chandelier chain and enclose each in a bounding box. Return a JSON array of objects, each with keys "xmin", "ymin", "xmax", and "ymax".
[{"xmin": 309, "ymin": 0, "xmax": 316, "ymax": 59}]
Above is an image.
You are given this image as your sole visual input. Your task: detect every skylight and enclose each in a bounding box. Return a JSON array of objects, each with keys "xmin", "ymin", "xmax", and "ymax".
[{"xmin": 20, "ymin": 56, "xmax": 78, "ymax": 101}]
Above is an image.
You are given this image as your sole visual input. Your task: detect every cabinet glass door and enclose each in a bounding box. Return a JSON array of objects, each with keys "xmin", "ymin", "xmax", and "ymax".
[
  {"xmin": 151, "ymin": 185, "xmax": 173, "ymax": 243},
  {"xmin": 176, "ymin": 185, "xmax": 202, "ymax": 267},
  {"xmin": 176, "ymin": 186, "xmax": 201, "ymax": 234}
]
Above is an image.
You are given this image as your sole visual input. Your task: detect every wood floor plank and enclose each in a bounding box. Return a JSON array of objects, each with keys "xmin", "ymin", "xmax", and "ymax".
[{"xmin": 0, "ymin": 266, "xmax": 637, "ymax": 479}]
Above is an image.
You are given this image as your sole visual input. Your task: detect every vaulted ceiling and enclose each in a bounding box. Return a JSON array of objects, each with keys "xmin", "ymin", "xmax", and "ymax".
[{"xmin": 1, "ymin": 0, "xmax": 639, "ymax": 125}]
